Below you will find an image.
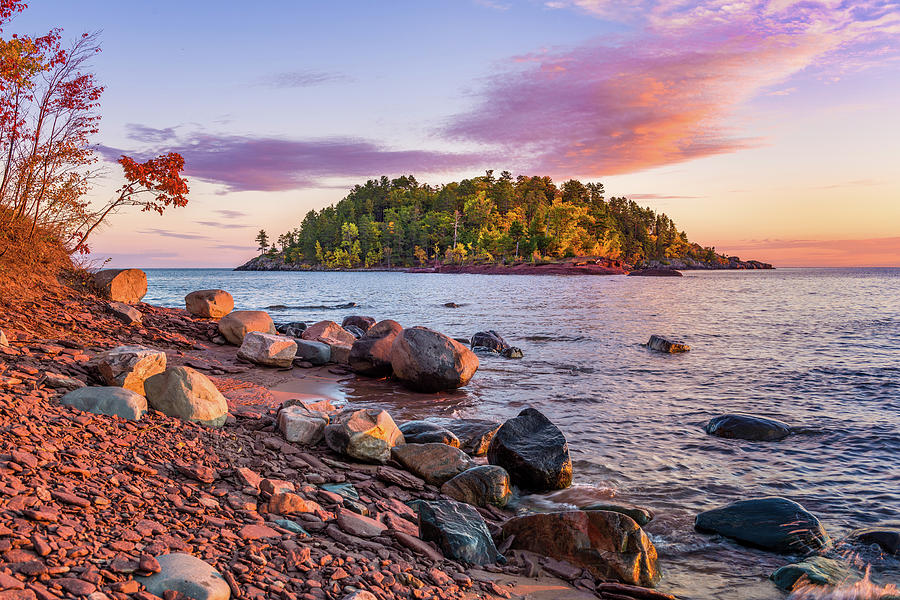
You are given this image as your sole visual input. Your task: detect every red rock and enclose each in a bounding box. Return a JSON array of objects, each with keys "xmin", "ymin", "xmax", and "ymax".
[
  {"xmin": 138, "ymin": 554, "xmax": 161, "ymax": 574},
  {"xmin": 391, "ymin": 532, "xmax": 444, "ymax": 562},
  {"xmin": 49, "ymin": 490, "xmax": 91, "ymax": 508},
  {"xmin": 55, "ymin": 578, "xmax": 96, "ymax": 596},
  {"xmin": 0, "ymin": 573, "xmax": 24, "ymax": 590},
  {"xmin": 239, "ymin": 524, "xmax": 280, "ymax": 540},
  {"xmin": 0, "ymin": 591, "xmax": 35, "ymax": 600},
  {"xmin": 336, "ymin": 508, "xmax": 386, "ymax": 538},
  {"xmin": 21, "ymin": 509, "xmax": 57, "ymax": 523},
  {"xmin": 10, "ymin": 450, "xmax": 38, "ymax": 469}
]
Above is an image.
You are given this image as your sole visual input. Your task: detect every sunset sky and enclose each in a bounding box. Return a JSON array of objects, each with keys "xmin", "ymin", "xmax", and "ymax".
[{"xmin": 13, "ymin": 1, "xmax": 900, "ymax": 267}]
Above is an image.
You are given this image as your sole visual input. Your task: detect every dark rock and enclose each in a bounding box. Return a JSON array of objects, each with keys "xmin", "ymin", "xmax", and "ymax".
[
  {"xmin": 414, "ymin": 499, "xmax": 503, "ymax": 565},
  {"xmin": 341, "ymin": 316, "xmax": 376, "ymax": 332},
  {"xmin": 390, "ymin": 326, "xmax": 479, "ymax": 392},
  {"xmin": 391, "ymin": 443, "xmax": 475, "ymax": 485},
  {"xmin": 695, "ymin": 497, "xmax": 829, "ymax": 553},
  {"xmin": 771, "ymin": 556, "xmax": 855, "ymax": 591},
  {"xmin": 435, "ymin": 419, "xmax": 502, "ymax": 456},
  {"xmin": 628, "ymin": 268, "xmax": 682, "ymax": 277},
  {"xmin": 705, "ymin": 413, "xmax": 792, "ymax": 441},
  {"xmin": 847, "ymin": 526, "xmax": 900, "ymax": 554},
  {"xmin": 501, "ymin": 510, "xmax": 659, "ymax": 587},
  {"xmin": 581, "ymin": 501, "xmax": 654, "ymax": 526},
  {"xmin": 344, "ymin": 325, "xmax": 366, "ymax": 339},
  {"xmin": 294, "ymin": 339, "xmax": 330, "ymax": 366},
  {"xmin": 646, "ymin": 334, "xmax": 690, "ymax": 353},
  {"xmin": 487, "ymin": 408, "xmax": 572, "ymax": 491},
  {"xmin": 443, "ymin": 302, "xmax": 460, "ymax": 308},
  {"xmin": 470, "ymin": 330, "xmax": 523, "ymax": 359},
  {"xmin": 276, "ymin": 321, "xmax": 307, "ymax": 337},
  {"xmin": 349, "ymin": 319, "xmax": 402, "ymax": 377},
  {"xmin": 399, "ymin": 421, "xmax": 460, "ymax": 447},
  {"xmin": 440, "ymin": 465, "xmax": 511, "ymax": 507}
]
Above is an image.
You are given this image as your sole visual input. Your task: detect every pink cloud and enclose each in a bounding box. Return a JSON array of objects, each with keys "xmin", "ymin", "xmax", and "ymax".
[
  {"xmin": 720, "ymin": 236, "xmax": 900, "ymax": 267},
  {"xmin": 449, "ymin": 0, "xmax": 900, "ymax": 177}
]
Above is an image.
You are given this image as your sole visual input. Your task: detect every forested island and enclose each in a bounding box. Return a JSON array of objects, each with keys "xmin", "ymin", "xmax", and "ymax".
[{"xmin": 237, "ymin": 172, "xmax": 772, "ymax": 273}]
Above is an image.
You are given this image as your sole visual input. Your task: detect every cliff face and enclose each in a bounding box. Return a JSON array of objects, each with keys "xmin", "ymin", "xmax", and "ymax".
[{"xmin": 235, "ymin": 254, "xmax": 308, "ymax": 271}]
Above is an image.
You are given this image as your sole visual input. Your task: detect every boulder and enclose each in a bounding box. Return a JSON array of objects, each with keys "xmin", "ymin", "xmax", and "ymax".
[
  {"xmin": 487, "ymin": 408, "xmax": 573, "ymax": 491},
  {"xmin": 390, "ymin": 326, "xmax": 479, "ymax": 392},
  {"xmin": 646, "ymin": 335, "xmax": 690, "ymax": 353},
  {"xmin": 135, "ymin": 553, "xmax": 230, "ymax": 600},
  {"xmin": 344, "ymin": 325, "xmax": 366, "ymax": 339},
  {"xmin": 391, "ymin": 443, "xmax": 475, "ymax": 486},
  {"xmin": 436, "ymin": 419, "xmax": 502, "ymax": 456},
  {"xmin": 294, "ymin": 339, "xmax": 330, "ymax": 366},
  {"xmin": 185, "ymin": 289, "xmax": 234, "ymax": 318},
  {"xmin": 217, "ymin": 310, "xmax": 275, "ymax": 345},
  {"xmin": 581, "ymin": 501, "xmax": 654, "ymax": 526},
  {"xmin": 847, "ymin": 526, "xmax": 900, "ymax": 554},
  {"xmin": 470, "ymin": 330, "xmax": 524, "ymax": 359},
  {"xmin": 694, "ymin": 497, "xmax": 829, "ymax": 553},
  {"xmin": 342, "ymin": 315, "xmax": 376, "ymax": 332},
  {"xmin": 144, "ymin": 366, "xmax": 229, "ymax": 428},
  {"xmin": 107, "ymin": 301, "xmax": 142, "ymax": 324},
  {"xmin": 237, "ymin": 332, "xmax": 297, "ymax": 368},
  {"xmin": 771, "ymin": 556, "xmax": 855, "ymax": 591},
  {"xmin": 399, "ymin": 420, "xmax": 460, "ymax": 446},
  {"xmin": 40, "ymin": 372, "xmax": 86, "ymax": 391},
  {"xmin": 97, "ymin": 345, "xmax": 167, "ymax": 396},
  {"xmin": 60, "ymin": 386, "xmax": 147, "ymax": 421},
  {"xmin": 705, "ymin": 413, "xmax": 792, "ymax": 441},
  {"xmin": 278, "ymin": 405, "xmax": 329, "ymax": 445},
  {"xmin": 349, "ymin": 319, "xmax": 402, "ymax": 377},
  {"xmin": 441, "ymin": 465, "xmax": 511, "ymax": 508},
  {"xmin": 302, "ymin": 320, "xmax": 356, "ymax": 364},
  {"xmin": 93, "ymin": 268, "xmax": 147, "ymax": 303},
  {"xmin": 414, "ymin": 499, "xmax": 503, "ymax": 565},
  {"xmin": 324, "ymin": 409, "xmax": 405, "ymax": 463},
  {"xmin": 276, "ymin": 321, "xmax": 307, "ymax": 337},
  {"xmin": 502, "ymin": 510, "xmax": 659, "ymax": 587}
]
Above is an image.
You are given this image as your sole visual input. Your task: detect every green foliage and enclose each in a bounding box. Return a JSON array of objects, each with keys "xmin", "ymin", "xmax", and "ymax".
[{"xmin": 268, "ymin": 173, "xmax": 720, "ymax": 268}]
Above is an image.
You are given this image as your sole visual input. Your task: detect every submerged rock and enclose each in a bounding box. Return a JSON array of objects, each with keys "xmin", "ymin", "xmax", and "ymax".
[
  {"xmin": 144, "ymin": 366, "xmax": 229, "ymax": 427},
  {"xmin": 470, "ymin": 330, "xmax": 524, "ymax": 359},
  {"xmin": 324, "ymin": 408, "xmax": 405, "ymax": 463},
  {"xmin": 398, "ymin": 420, "xmax": 460, "ymax": 446},
  {"xmin": 93, "ymin": 268, "xmax": 147, "ymax": 303},
  {"xmin": 135, "ymin": 553, "xmax": 230, "ymax": 600},
  {"xmin": 390, "ymin": 326, "xmax": 479, "ymax": 392},
  {"xmin": 487, "ymin": 408, "xmax": 573, "ymax": 491},
  {"xmin": 218, "ymin": 310, "xmax": 276, "ymax": 345},
  {"xmin": 502, "ymin": 510, "xmax": 660, "ymax": 587},
  {"xmin": 237, "ymin": 331, "xmax": 297, "ymax": 368},
  {"xmin": 705, "ymin": 413, "xmax": 792, "ymax": 441},
  {"xmin": 342, "ymin": 315, "xmax": 376, "ymax": 332},
  {"xmin": 98, "ymin": 345, "xmax": 167, "ymax": 395},
  {"xmin": 391, "ymin": 443, "xmax": 475, "ymax": 486},
  {"xmin": 646, "ymin": 334, "xmax": 690, "ymax": 353},
  {"xmin": 846, "ymin": 527, "xmax": 900, "ymax": 555},
  {"xmin": 185, "ymin": 289, "xmax": 234, "ymax": 318},
  {"xmin": 581, "ymin": 501, "xmax": 654, "ymax": 526},
  {"xmin": 60, "ymin": 386, "xmax": 147, "ymax": 421},
  {"xmin": 440, "ymin": 465, "xmax": 511, "ymax": 508},
  {"xmin": 628, "ymin": 268, "xmax": 682, "ymax": 277},
  {"xmin": 414, "ymin": 499, "xmax": 503, "ymax": 565},
  {"xmin": 349, "ymin": 319, "xmax": 402, "ymax": 377},
  {"xmin": 695, "ymin": 497, "xmax": 829, "ymax": 553},
  {"xmin": 771, "ymin": 556, "xmax": 855, "ymax": 591}
]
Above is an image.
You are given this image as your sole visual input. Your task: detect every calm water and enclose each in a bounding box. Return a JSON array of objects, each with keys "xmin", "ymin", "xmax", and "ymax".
[{"xmin": 143, "ymin": 268, "xmax": 900, "ymax": 599}]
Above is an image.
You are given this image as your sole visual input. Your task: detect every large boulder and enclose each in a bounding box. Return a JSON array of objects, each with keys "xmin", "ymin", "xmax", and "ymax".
[
  {"xmin": 93, "ymin": 268, "xmax": 147, "ymax": 303},
  {"xmin": 646, "ymin": 335, "xmax": 690, "ymax": 353},
  {"xmin": 237, "ymin": 332, "xmax": 297, "ymax": 368},
  {"xmin": 135, "ymin": 553, "xmax": 230, "ymax": 600},
  {"xmin": 470, "ymin": 330, "xmax": 523, "ymax": 359},
  {"xmin": 144, "ymin": 366, "xmax": 229, "ymax": 428},
  {"xmin": 399, "ymin": 420, "xmax": 460, "ymax": 446},
  {"xmin": 342, "ymin": 315, "xmax": 376, "ymax": 332},
  {"xmin": 390, "ymin": 326, "xmax": 479, "ymax": 392},
  {"xmin": 414, "ymin": 499, "xmax": 503, "ymax": 565},
  {"xmin": 441, "ymin": 465, "xmax": 511, "ymax": 508},
  {"xmin": 502, "ymin": 510, "xmax": 659, "ymax": 587},
  {"xmin": 705, "ymin": 413, "xmax": 792, "ymax": 441},
  {"xmin": 391, "ymin": 443, "xmax": 475, "ymax": 486},
  {"xmin": 294, "ymin": 339, "xmax": 331, "ymax": 366},
  {"xmin": 349, "ymin": 319, "xmax": 402, "ymax": 377},
  {"xmin": 436, "ymin": 418, "xmax": 502, "ymax": 456},
  {"xmin": 218, "ymin": 310, "xmax": 276, "ymax": 345},
  {"xmin": 324, "ymin": 409, "xmax": 405, "ymax": 463},
  {"xmin": 185, "ymin": 289, "xmax": 234, "ymax": 318},
  {"xmin": 487, "ymin": 408, "xmax": 572, "ymax": 491},
  {"xmin": 97, "ymin": 345, "xmax": 167, "ymax": 396},
  {"xmin": 60, "ymin": 386, "xmax": 147, "ymax": 421},
  {"xmin": 278, "ymin": 404, "xmax": 329, "ymax": 445},
  {"xmin": 302, "ymin": 320, "xmax": 356, "ymax": 364},
  {"xmin": 694, "ymin": 497, "xmax": 829, "ymax": 553}
]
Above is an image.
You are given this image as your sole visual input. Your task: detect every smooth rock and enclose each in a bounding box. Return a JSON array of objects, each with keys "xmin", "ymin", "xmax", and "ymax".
[
  {"xmin": 695, "ymin": 497, "xmax": 829, "ymax": 553},
  {"xmin": 93, "ymin": 269, "xmax": 147, "ymax": 303},
  {"xmin": 581, "ymin": 502, "xmax": 654, "ymax": 526},
  {"xmin": 470, "ymin": 330, "xmax": 523, "ymax": 359},
  {"xmin": 276, "ymin": 321, "xmax": 307, "ymax": 337},
  {"xmin": 135, "ymin": 553, "xmax": 230, "ymax": 600},
  {"xmin": 435, "ymin": 418, "xmax": 502, "ymax": 456},
  {"xmin": 487, "ymin": 408, "xmax": 573, "ymax": 491},
  {"xmin": 771, "ymin": 556, "xmax": 855, "ymax": 591},
  {"xmin": 278, "ymin": 405, "xmax": 328, "ymax": 445},
  {"xmin": 302, "ymin": 320, "xmax": 355, "ymax": 364},
  {"xmin": 144, "ymin": 366, "xmax": 229, "ymax": 427},
  {"xmin": 320, "ymin": 483, "xmax": 359, "ymax": 501},
  {"xmin": 502, "ymin": 510, "xmax": 659, "ymax": 587},
  {"xmin": 344, "ymin": 324, "xmax": 366, "ymax": 339},
  {"xmin": 40, "ymin": 372, "xmax": 86, "ymax": 391},
  {"xmin": 237, "ymin": 332, "xmax": 297, "ymax": 368},
  {"xmin": 273, "ymin": 519, "xmax": 308, "ymax": 535},
  {"xmin": 646, "ymin": 334, "xmax": 690, "ymax": 353},
  {"xmin": 185, "ymin": 289, "xmax": 234, "ymax": 318},
  {"xmin": 0, "ymin": 329, "xmax": 7, "ymax": 347},
  {"xmin": 349, "ymin": 319, "xmax": 402, "ymax": 377},
  {"xmin": 217, "ymin": 310, "xmax": 276, "ymax": 345},
  {"xmin": 705, "ymin": 413, "xmax": 792, "ymax": 441},
  {"xmin": 440, "ymin": 465, "xmax": 511, "ymax": 507},
  {"xmin": 336, "ymin": 508, "xmax": 386, "ymax": 538},
  {"xmin": 628, "ymin": 268, "xmax": 683, "ymax": 277},
  {"xmin": 391, "ymin": 443, "xmax": 475, "ymax": 486},
  {"xmin": 414, "ymin": 499, "xmax": 503, "ymax": 565},
  {"xmin": 847, "ymin": 527, "xmax": 900, "ymax": 554},
  {"xmin": 399, "ymin": 420, "xmax": 460, "ymax": 447},
  {"xmin": 60, "ymin": 386, "xmax": 147, "ymax": 420},
  {"xmin": 294, "ymin": 339, "xmax": 331, "ymax": 366},
  {"xmin": 342, "ymin": 315, "xmax": 376, "ymax": 332},
  {"xmin": 98, "ymin": 345, "xmax": 167, "ymax": 395},
  {"xmin": 324, "ymin": 409, "xmax": 405, "ymax": 463},
  {"xmin": 107, "ymin": 301, "xmax": 142, "ymax": 324},
  {"xmin": 390, "ymin": 326, "xmax": 479, "ymax": 392}
]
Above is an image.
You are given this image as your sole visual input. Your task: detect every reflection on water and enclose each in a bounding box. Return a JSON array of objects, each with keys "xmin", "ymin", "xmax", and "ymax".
[{"xmin": 144, "ymin": 267, "xmax": 900, "ymax": 599}]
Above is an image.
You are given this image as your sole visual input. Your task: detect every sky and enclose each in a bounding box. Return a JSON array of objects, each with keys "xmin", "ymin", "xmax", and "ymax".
[{"xmin": 10, "ymin": 0, "xmax": 900, "ymax": 267}]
